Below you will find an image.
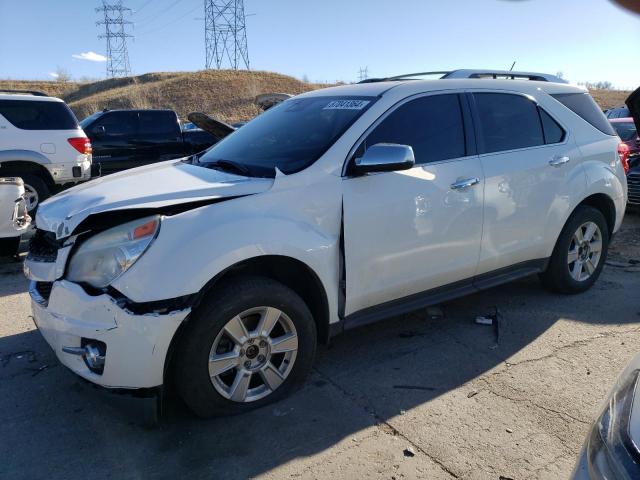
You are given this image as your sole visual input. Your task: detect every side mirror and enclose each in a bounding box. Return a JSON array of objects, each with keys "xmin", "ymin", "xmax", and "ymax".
[
  {"xmin": 354, "ymin": 143, "xmax": 415, "ymax": 174},
  {"xmin": 94, "ymin": 125, "xmax": 106, "ymax": 137}
]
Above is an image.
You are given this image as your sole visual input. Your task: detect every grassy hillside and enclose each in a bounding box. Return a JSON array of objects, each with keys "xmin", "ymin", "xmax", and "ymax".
[
  {"xmin": 0, "ymin": 71, "xmax": 632, "ymax": 123},
  {"xmin": 0, "ymin": 71, "xmax": 332, "ymax": 124}
]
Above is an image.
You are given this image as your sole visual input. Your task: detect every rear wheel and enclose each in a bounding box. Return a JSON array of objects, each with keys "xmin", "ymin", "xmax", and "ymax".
[
  {"xmin": 174, "ymin": 276, "xmax": 317, "ymax": 417},
  {"xmin": 541, "ymin": 206, "xmax": 609, "ymax": 294},
  {"xmin": 20, "ymin": 174, "xmax": 50, "ymax": 213}
]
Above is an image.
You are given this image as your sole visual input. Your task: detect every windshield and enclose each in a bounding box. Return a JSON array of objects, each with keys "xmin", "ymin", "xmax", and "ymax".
[
  {"xmin": 79, "ymin": 111, "xmax": 104, "ymax": 129},
  {"xmin": 612, "ymin": 122, "xmax": 637, "ymax": 141},
  {"xmin": 198, "ymin": 96, "xmax": 376, "ymax": 175}
]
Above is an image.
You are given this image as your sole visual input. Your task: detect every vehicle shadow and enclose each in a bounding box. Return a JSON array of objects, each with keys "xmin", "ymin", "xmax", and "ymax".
[{"xmin": 1, "ymin": 265, "xmax": 637, "ymax": 479}]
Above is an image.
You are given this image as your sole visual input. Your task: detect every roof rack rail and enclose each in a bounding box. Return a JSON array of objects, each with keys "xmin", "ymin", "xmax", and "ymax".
[
  {"xmin": 0, "ymin": 89, "xmax": 48, "ymax": 97},
  {"xmin": 358, "ymin": 69, "xmax": 567, "ymax": 84}
]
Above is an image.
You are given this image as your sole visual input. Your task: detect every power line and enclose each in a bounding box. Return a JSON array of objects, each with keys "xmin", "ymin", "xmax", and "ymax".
[
  {"xmin": 205, "ymin": 0, "xmax": 250, "ymax": 70},
  {"xmin": 132, "ymin": 0, "xmax": 154, "ymax": 14},
  {"xmin": 96, "ymin": 0, "xmax": 134, "ymax": 78},
  {"xmin": 134, "ymin": 0, "xmax": 185, "ymax": 25},
  {"xmin": 136, "ymin": 3, "xmax": 201, "ymax": 35}
]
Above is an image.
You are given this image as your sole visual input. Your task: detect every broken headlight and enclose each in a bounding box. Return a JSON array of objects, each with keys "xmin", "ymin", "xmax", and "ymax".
[
  {"xmin": 67, "ymin": 215, "xmax": 160, "ymax": 289},
  {"xmin": 585, "ymin": 360, "xmax": 640, "ymax": 479}
]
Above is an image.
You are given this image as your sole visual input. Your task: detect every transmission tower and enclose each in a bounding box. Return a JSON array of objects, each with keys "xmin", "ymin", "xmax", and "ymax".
[
  {"xmin": 96, "ymin": 0, "xmax": 133, "ymax": 78},
  {"xmin": 358, "ymin": 66, "xmax": 369, "ymax": 82},
  {"xmin": 205, "ymin": 0, "xmax": 250, "ymax": 70}
]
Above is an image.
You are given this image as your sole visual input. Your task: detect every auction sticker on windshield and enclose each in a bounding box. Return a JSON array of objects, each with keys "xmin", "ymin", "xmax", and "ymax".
[{"xmin": 323, "ymin": 100, "xmax": 370, "ymax": 110}]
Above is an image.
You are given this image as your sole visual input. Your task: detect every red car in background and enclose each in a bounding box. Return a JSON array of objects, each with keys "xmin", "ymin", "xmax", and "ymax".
[
  {"xmin": 610, "ymin": 117, "xmax": 640, "ymax": 158},
  {"xmin": 611, "ymin": 116, "xmax": 640, "ymax": 206}
]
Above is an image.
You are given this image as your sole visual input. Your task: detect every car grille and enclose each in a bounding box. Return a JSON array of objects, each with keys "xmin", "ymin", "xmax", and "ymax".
[
  {"xmin": 28, "ymin": 229, "xmax": 61, "ymax": 262},
  {"xmin": 34, "ymin": 282, "xmax": 53, "ymax": 302},
  {"xmin": 628, "ymin": 172, "xmax": 640, "ymax": 206}
]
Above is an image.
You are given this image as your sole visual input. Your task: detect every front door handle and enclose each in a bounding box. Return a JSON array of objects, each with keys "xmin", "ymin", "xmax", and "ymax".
[
  {"xmin": 450, "ymin": 177, "xmax": 480, "ymax": 190},
  {"xmin": 549, "ymin": 155, "xmax": 570, "ymax": 167}
]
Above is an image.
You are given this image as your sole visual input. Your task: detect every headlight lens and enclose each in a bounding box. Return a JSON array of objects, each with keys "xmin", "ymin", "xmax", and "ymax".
[
  {"xmin": 587, "ymin": 366, "xmax": 640, "ymax": 479},
  {"xmin": 66, "ymin": 215, "xmax": 160, "ymax": 288}
]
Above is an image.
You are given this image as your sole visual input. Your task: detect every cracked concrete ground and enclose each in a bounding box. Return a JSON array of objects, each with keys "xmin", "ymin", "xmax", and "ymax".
[{"xmin": 1, "ymin": 214, "xmax": 639, "ymax": 480}]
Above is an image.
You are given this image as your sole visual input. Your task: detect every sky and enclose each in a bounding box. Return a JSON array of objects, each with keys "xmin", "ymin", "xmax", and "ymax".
[{"xmin": 0, "ymin": 0, "xmax": 638, "ymax": 89}]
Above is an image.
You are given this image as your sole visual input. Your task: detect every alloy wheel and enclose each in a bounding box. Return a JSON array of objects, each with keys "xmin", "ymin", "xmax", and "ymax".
[
  {"xmin": 23, "ymin": 184, "xmax": 39, "ymax": 212},
  {"xmin": 567, "ymin": 221, "xmax": 602, "ymax": 282},
  {"xmin": 208, "ymin": 306, "xmax": 298, "ymax": 403}
]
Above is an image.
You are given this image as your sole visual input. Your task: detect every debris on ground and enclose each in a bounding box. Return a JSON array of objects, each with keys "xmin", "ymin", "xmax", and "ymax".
[
  {"xmin": 393, "ymin": 385, "xmax": 436, "ymax": 391},
  {"xmin": 467, "ymin": 390, "xmax": 479, "ymax": 398},
  {"xmin": 506, "ymin": 428, "xmax": 513, "ymax": 433},
  {"xmin": 30, "ymin": 364, "xmax": 49, "ymax": 377},
  {"xmin": 474, "ymin": 306, "xmax": 504, "ymax": 345},
  {"xmin": 475, "ymin": 315, "xmax": 494, "ymax": 325},
  {"xmin": 403, "ymin": 446, "xmax": 416, "ymax": 457}
]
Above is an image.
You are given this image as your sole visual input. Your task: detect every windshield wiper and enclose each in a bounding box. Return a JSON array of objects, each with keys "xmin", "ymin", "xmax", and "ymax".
[{"xmin": 205, "ymin": 159, "xmax": 251, "ymax": 176}]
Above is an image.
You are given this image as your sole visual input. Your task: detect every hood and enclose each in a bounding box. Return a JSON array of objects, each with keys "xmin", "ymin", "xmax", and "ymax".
[
  {"xmin": 187, "ymin": 112, "xmax": 236, "ymax": 139},
  {"xmin": 626, "ymin": 86, "xmax": 640, "ymax": 134},
  {"xmin": 255, "ymin": 93, "xmax": 292, "ymax": 111},
  {"xmin": 36, "ymin": 159, "xmax": 274, "ymax": 239}
]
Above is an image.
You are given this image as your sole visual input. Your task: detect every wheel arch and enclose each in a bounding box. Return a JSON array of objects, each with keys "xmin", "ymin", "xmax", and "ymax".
[
  {"xmin": 576, "ymin": 193, "xmax": 616, "ymax": 236},
  {"xmin": 163, "ymin": 254, "xmax": 331, "ymax": 386},
  {"xmin": 0, "ymin": 160, "xmax": 55, "ymax": 186}
]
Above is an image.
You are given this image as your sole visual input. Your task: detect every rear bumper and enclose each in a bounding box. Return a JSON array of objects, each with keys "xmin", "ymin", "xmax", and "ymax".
[
  {"xmin": 45, "ymin": 156, "xmax": 92, "ymax": 184},
  {"xmin": 29, "ymin": 280, "xmax": 190, "ymax": 389}
]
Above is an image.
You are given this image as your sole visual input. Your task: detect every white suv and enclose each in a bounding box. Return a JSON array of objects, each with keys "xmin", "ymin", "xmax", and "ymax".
[
  {"xmin": 24, "ymin": 70, "xmax": 627, "ymax": 417},
  {"xmin": 0, "ymin": 90, "xmax": 92, "ymax": 211}
]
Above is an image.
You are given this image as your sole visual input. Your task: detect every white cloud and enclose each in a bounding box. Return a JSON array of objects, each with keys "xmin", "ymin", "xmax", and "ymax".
[
  {"xmin": 48, "ymin": 72, "xmax": 59, "ymax": 79},
  {"xmin": 72, "ymin": 51, "xmax": 107, "ymax": 62}
]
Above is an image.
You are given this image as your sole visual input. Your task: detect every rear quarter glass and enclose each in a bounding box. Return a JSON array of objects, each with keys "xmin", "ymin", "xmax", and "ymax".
[
  {"xmin": 551, "ymin": 93, "xmax": 616, "ymax": 136},
  {"xmin": 0, "ymin": 100, "xmax": 79, "ymax": 130}
]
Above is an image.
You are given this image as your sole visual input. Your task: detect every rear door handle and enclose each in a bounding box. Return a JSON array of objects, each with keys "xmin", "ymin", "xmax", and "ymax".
[
  {"xmin": 450, "ymin": 177, "xmax": 480, "ymax": 190},
  {"xmin": 549, "ymin": 156, "xmax": 570, "ymax": 167}
]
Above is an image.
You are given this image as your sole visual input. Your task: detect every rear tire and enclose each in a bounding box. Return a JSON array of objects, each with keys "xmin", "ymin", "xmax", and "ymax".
[
  {"xmin": 541, "ymin": 206, "xmax": 609, "ymax": 294},
  {"xmin": 174, "ymin": 276, "xmax": 317, "ymax": 417},
  {"xmin": 20, "ymin": 174, "xmax": 50, "ymax": 213}
]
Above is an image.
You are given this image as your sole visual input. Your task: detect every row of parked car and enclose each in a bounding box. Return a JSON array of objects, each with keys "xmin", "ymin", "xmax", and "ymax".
[
  {"xmin": 0, "ymin": 91, "xmax": 294, "ymax": 256},
  {"xmin": 2, "ymin": 70, "xmax": 640, "ymax": 478}
]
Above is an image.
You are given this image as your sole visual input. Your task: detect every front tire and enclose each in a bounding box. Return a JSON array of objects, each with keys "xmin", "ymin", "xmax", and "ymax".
[
  {"xmin": 174, "ymin": 276, "xmax": 317, "ymax": 417},
  {"xmin": 541, "ymin": 206, "xmax": 609, "ymax": 294}
]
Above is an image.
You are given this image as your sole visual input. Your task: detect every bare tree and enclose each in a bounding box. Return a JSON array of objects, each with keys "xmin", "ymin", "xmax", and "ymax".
[{"xmin": 54, "ymin": 66, "xmax": 72, "ymax": 83}]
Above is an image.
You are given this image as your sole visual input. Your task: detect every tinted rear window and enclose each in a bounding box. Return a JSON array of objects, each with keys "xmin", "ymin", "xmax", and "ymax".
[
  {"xmin": 139, "ymin": 111, "xmax": 180, "ymax": 138},
  {"xmin": 551, "ymin": 93, "xmax": 616, "ymax": 136},
  {"xmin": 474, "ymin": 93, "xmax": 544, "ymax": 153},
  {"xmin": 0, "ymin": 100, "xmax": 78, "ymax": 130}
]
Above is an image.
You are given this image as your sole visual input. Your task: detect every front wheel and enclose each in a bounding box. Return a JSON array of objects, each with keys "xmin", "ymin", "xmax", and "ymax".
[
  {"xmin": 541, "ymin": 206, "xmax": 609, "ymax": 294},
  {"xmin": 174, "ymin": 276, "xmax": 317, "ymax": 417}
]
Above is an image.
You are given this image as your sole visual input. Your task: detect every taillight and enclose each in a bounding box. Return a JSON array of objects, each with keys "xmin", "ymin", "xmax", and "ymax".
[
  {"xmin": 618, "ymin": 143, "xmax": 630, "ymax": 174},
  {"xmin": 67, "ymin": 137, "xmax": 92, "ymax": 155}
]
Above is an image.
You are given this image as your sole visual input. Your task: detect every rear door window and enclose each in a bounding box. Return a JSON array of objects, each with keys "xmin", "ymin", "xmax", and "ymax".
[
  {"xmin": 362, "ymin": 94, "xmax": 466, "ymax": 164},
  {"xmin": 138, "ymin": 111, "xmax": 181, "ymax": 141},
  {"xmin": 474, "ymin": 93, "xmax": 544, "ymax": 153},
  {"xmin": 0, "ymin": 100, "xmax": 79, "ymax": 130},
  {"xmin": 551, "ymin": 93, "xmax": 616, "ymax": 136}
]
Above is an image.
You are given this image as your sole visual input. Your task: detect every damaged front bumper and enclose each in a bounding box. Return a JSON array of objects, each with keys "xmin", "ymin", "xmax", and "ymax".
[{"xmin": 29, "ymin": 279, "xmax": 190, "ymax": 389}]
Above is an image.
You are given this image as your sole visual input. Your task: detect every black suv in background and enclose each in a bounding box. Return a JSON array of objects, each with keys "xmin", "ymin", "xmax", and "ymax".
[{"xmin": 80, "ymin": 109, "xmax": 218, "ymax": 176}]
